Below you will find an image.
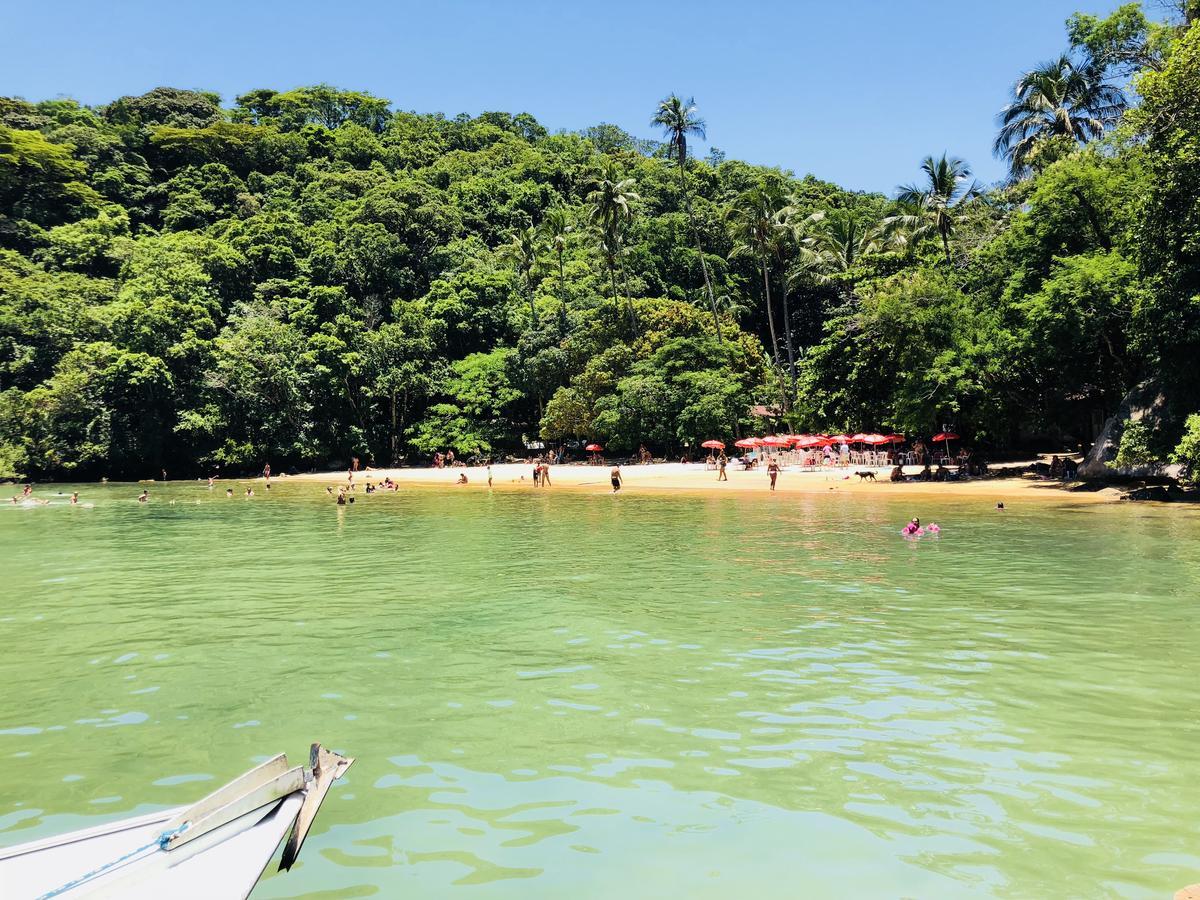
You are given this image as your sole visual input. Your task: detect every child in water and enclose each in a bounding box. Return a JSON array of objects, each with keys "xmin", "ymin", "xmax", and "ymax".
[{"xmin": 902, "ymin": 517, "xmax": 941, "ymax": 536}]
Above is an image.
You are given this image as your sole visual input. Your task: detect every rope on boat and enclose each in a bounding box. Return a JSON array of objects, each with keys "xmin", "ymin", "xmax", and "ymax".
[{"xmin": 36, "ymin": 822, "xmax": 189, "ymax": 899}]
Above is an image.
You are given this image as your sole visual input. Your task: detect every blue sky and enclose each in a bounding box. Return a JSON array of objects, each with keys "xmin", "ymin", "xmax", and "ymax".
[{"xmin": 2, "ymin": 0, "xmax": 1126, "ymax": 193}]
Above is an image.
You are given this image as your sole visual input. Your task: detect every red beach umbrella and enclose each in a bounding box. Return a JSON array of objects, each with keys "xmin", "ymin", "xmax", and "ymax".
[
  {"xmin": 585, "ymin": 443, "xmax": 603, "ymax": 452},
  {"xmin": 931, "ymin": 432, "xmax": 959, "ymax": 460},
  {"xmin": 700, "ymin": 440, "xmax": 725, "ymax": 449},
  {"xmin": 734, "ymin": 438, "xmax": 760, "ymax": 449},
  {"xmin": 761, "ymin": 436, "xmax": 792, "ymax": 447},
  {"xmin": 850, "ymin": 433, "xmax": 870, "ymax": 443},
  {"xmin": 885, "ymin": 434, "xmax": 905, "ymax": 444},
  {"xmin": 828, "ymin": 434, "xmax": 850, "ymax": 444},
  {"xmin": 862, "ymin": 433, "xmax": 889, "ymax": 445}
]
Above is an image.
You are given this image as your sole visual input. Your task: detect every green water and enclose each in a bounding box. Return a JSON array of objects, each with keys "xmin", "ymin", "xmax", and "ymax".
[{"xmin": 1, "ymin": 483, "xmax": 1198, "ymax": 898}]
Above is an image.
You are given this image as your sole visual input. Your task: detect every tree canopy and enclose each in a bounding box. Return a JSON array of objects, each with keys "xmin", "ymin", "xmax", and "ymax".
[{"xmin": 3, "ymin": 4, "xmax": 1200, "ymax": 479}]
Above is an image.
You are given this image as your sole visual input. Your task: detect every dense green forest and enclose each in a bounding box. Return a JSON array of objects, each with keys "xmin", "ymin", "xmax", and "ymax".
[{"xmin": 3, "ymin": 2, "xmax": 1200, "ymax": 479}]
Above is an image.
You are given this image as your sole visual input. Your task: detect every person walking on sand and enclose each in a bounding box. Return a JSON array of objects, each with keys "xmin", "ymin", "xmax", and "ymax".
[
  {"xmin": 539, "ymin": 462, "xmax": 551, "ymax": 487},
  {"xmin": 263, "ymin": 462, "xmax": 271, "ymax": 485},
  {"xmin": 610, "ymin": 464, "xmax": 623, "ymax": 493},
  {"xmin": 718, "ymin": 453, "xmax": 728, "ymax": 482},
  {"xmin": 487, "ymin": 465, "xmax": 493, "ymax": 487},
  {"xmin": 533, "ymin": 462, "xmax": 541, "ymax": 486},
  {"xmin": 768, "ymin": 459, "xmax": 780, "ymax": 491}
]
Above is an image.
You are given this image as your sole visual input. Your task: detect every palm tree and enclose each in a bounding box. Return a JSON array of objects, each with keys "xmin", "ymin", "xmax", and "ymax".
[
  {"xmin": 501, "ymin": 223, "xmax": 543, "ymax": 327},
  {"xmin": 890, "ymin": 155, "xmax": 979, "ymax": 265},
  {"xmin": 540, "ymin": 206, "xmax": 572, "ymax": 334},
  {"xmin": 652, "ymin": 94, "xmax": 723, "ymax": 343},
  {"xmin": 586, "ymin": 161, "xmax": 640, "ymax": 331},
  {"xmin": 994, "ymin": 54, "xmax": 1126, "ymax": 179},
  {"xmin": 768, "ymin": 203, "xmax": 802, "ymax": 401},
  {"xmin": 799, "ymin": 208, "xmax": 882, "ymax": 274},
  {"xmin": 728, "ymin": 184, "xmax": 790, "ymax": 404}
]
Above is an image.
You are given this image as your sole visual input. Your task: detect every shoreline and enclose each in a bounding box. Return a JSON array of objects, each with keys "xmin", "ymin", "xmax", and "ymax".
[{"xmin": 277, "ymin": 461, "xmax": 1118, "ymax": 503}]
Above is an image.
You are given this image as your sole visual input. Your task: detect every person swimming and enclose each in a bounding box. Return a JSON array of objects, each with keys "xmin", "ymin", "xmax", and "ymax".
[
  {"xmin": 927, "ymin": 523, "xmax": 941, "ymax": 533},
  {"xmin": 226, "ymin": 487, "xmax": 234, "ymax": 497},
  {"xmin": 902, "ymin": 516, "xmax": 922, "ymax": 536},
  {"xmin": 138, "ymin": 490, "xmax": 149, "ymax": 503},
  {"xmin": 70, "ymin": 492, "xmax": 78, "ymax": 505}
]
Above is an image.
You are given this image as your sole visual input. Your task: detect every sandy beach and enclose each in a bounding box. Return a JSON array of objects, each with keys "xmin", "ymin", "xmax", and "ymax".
[{"xmin": 283, "ymin": 460, "xmax": 1116, "ymax": 503}]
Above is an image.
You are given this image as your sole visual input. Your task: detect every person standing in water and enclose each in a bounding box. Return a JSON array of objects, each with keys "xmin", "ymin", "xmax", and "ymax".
[
  {"xmin": 262, "ymin": 462, "xmax": 271, "ymax": 485},
  {"xmin": 70, "ymin": 492, "xmax": 79, "ymax": 505},
  {"xmin": 138, "ymin": 489, "xmax": 149, "ymax": 503},
  {"xmin": 610, "ymin": 464, "xmax": 622, "ymax": 493},
  {"xmin": 487, "ymin": 465, "xmax": 493, "ymax": 487},
  {"xmin": 539, "ymin": 462, "xmax": 551, "ymax": 487},
  {"xmin": 767, "ymin": 459, "xmax": 780, "ymax": 491}
]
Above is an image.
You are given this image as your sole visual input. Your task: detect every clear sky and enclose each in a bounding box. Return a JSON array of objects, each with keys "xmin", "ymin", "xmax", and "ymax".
[{"xmin": 2, "ymin": 0, "xmax": 1126, "ymax": 193}]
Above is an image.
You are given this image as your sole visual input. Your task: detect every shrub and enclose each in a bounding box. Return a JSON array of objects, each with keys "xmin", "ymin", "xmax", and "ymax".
[
  {"xmin": 1112, "ymin": 419, "xmax": 1161, "ymax": 468},
  {"xmin": 1170, "ymin": 414, "xmax": 1200, "ymax": 485}
]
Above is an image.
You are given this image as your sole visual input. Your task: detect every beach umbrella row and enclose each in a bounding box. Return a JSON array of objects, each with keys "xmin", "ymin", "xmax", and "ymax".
[{"xmin": 714, "ymin": 432, "xmax": 912, "ymax": 451}]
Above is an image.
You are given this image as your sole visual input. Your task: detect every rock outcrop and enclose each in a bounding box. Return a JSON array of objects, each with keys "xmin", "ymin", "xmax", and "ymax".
[{"xmin": 1079, "ymin": 379, "xmax": 1169, "ymax": 478}]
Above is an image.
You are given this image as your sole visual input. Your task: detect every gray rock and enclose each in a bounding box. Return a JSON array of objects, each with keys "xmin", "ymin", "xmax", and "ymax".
[{"xmin": 1079, "ymin": 379, "xmax": 1169, "ymax": 478}]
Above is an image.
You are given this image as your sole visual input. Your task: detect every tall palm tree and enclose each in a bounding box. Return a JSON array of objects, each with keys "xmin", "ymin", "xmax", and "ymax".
[
  {"xmin": 728, "ymin": 184, "xmax": 790, "ymax": 404},
  {"xmin": 540, "ymin": 206, "xmax": 572, "ymax": 334},
  {"xmin": 768, "ymin": 203, "xmax": 802, "ymax": 401},
  {"xmin": 652, "ymin": 94, "xmax": 723, "ymax": 343},
  {"xmin": 799, "ymin": 208, "xmax": 882, "ymax": 274},
  {"xmin": 890, "ymin": 155, "xmax": 979, "ymax": 265},
  {"xmin": 586, "ymin": 161, "xmax": 640, "ymax": 331},
  {"xmin": 501, "ymin": 223, "xmax": 543, "ymax": 327},
  {"xmin": 994, "ymin": 54, "xmax": 1126, "ymax": 179}
]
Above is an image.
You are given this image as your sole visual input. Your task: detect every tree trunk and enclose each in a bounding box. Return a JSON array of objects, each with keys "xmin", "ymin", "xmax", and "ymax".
[
  {"xmin": 940, "ymin": 228, "xmax": 952, "ymax": 266},
  {"xmin": 780, "ymin": 278, "xmax": 797, "ymax": 407},
  {"xmin": 609, "ymin": 263, "xmax": 619, "ymax": 317},
  {"xmin": 390, "ymin": 391, "xmax": 398, "ymax": 464},
  {"xmin": 557, "ymin": 252, "xmax": 568, "ymax": 334},
  {"xmin": 621, "ymin": 265, "xmax": 637, "ymax": 336},
  {"xmin": 680, "ymin": 164, "xmax": 723, "ymax": 343},
  {"xmin": 761, "ymin": 258, "xmax": 780, "ymax": 369},
  {"xmin": 527, "ymin": 276, "xmax": 539, "ymax": 329},
  {"xmin": 760, "ymin": 258, "xmax": 787, "ymax": 410}
]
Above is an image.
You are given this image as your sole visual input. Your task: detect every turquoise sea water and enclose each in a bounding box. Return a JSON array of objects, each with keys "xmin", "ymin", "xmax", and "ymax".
[{"xmin": 1, "ymin": 482, "xmax": 1198, "ymax": 897}]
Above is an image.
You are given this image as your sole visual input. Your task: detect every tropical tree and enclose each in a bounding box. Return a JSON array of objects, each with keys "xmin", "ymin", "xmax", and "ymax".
[
  {"xmin": 994, "ymin": 54, "xmax": 1126, "ymax": 179},
  {"xmin": 500, "ymin": 223, "xmax": 543, "ymax": 328},
  {"xmin": 728, "ymin": 183, "xmax": 790, "ymax": 403},
  {"xmin": 890, "ymin": 155, "xmax": 980, "ymax": 265},
  {"xmin": 540, "ymin": 206, "xmax": 571, "ymax": 333},
  {"xmin": 652, "ymin": 94, "xmax": 722, "ymax": 342},
  {"xmin": 799, "ymin": 207, "xmax": 882, "ymax": 274},
  {"xmin": 586, "ymin": 161, "xmax": 640, "ymax": 331}
]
